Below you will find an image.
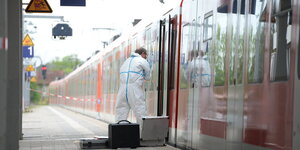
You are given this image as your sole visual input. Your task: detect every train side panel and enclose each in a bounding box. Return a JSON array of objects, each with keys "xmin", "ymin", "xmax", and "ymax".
[{"xmin": 48, "ymin": 0, "xmax": 300, "ymax": 149}]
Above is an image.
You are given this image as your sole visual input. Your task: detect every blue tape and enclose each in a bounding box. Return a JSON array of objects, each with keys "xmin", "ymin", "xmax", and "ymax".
[{"xmin": 125, "ymin": 57, "xmax": 134, "ymax": 102}]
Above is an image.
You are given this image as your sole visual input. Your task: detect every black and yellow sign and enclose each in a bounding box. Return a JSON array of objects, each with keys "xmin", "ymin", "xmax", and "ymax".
[
  {"xmin": 26, "ymin": 65, "xmax": 35, "ymax": 72},
  {"xmin": 25, "ymin": 0, "xmax": 53, "ymax": 13},
  {"xmin": 22, "ymin": 34, "xmax": 34, "ymax": 46},
  {"xmin": 30, "ymin": 77, "xmax": 37, "ymax": 82}
]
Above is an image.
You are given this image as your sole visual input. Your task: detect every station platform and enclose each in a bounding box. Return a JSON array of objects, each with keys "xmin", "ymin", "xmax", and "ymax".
[{"xmin": 20, "ymin": 105, "xmax": 180, "ymax": 150}]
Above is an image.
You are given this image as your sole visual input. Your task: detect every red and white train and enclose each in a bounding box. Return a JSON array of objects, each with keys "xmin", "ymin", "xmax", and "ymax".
[{"xmin": 49, "ymin": 0, "xmax": 300, "ymax": 149}]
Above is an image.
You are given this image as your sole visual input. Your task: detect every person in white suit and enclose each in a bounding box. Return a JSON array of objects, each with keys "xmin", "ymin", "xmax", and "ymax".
[
  {"xmin": 115, "ymin": 47, "xmax": 151, "ymax": 129},
  {"xmin": 187, "ymin": 49, "xmax": 211, "ymax": 87}
]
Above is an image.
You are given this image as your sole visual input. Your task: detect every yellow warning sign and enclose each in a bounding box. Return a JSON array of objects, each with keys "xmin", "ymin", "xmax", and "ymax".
[
  {"xmin": 22, "ymin": 34, "xmax": 34, "ymax": 46},
  {"xmin": 25, "ymin": 0, "xmax": 53, "ymax": 13},
  {"xmin": 26, "ymin": 65, "xmax": 35, "ymax": 72},
  {"xmin": 30, "ymin": 77, "xmax": 37, "ymax": 82}
]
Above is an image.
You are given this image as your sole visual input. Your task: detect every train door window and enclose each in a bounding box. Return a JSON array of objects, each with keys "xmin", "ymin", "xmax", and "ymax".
[
  {"xmin": 109, "ymin": 56, "xmax": 114, "ymax": 94},
  {"xmin": 203, "ymin": 13, "xmax": 213, "ymax": 42},
  {"xmin": 144, "ymin": 28, "xmax": 151, "ymax": 91},
  {"xmin": 132, "ymin": 37, "xmax": 137, "ymax": 51},
  {"xmin": 94, "ymin": 62, "xmax": 98, "ymax": 96},
  {"xmin": 247, "ymin": 0, "xmax": 266, "ymax": 83},
  {"xmin": 237, "ymin": 0, "xmax": 247, "ymax": 85},
  {"xmin": 270, "ymin": 0, "xmax": 292, "ymax": 81},
  {"xmin": 213, "ymin": 10, "xmax": 226, "ymax": 86},
  {"xmin": 202, "ymin": 13, "xmax": 214, "ymax": 86},
  {"xmin": 150, "ymin": 26, "xmax": 159, "ymax": 91},
  {"xmin": 116, "ymin": 51, "xmax": 121, "ymax": 92},
  {"xmin": 189, "ymin": 19, "xmax": 198, "ymax": 88},
  {"xmin": 92, "ymin": 63, "xmax": 95, "ymax": 97},
  {"xmin": 112, "ymin": 52, "xmax": 117, "ymax": 93},
  {"xmin": 169, "ymin": 16, "xmax": 177, "ymax": 89},
  {"xmin": 180, "ymin": 23, "xmax": 191, "ymax": 89},
  {"xmin": 228, "ymin": 1, "xmax": 238, "ymax": 85},
  {"xmin": 103, "ymin": 60, "xmax": 108, "ymax": 94}
]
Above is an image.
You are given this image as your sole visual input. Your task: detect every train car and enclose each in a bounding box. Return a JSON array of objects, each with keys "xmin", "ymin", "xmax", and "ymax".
[{"xmin": 49, "ymin": 0, "xmax": 300, "ymax": 150}]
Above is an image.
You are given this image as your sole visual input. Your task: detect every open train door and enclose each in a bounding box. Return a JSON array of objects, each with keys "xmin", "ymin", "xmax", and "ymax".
[
  {"xmin": 157, "ymin": 15, "xmax": 178, "ymax": 116},
  {"xmin": 156, "ymin": 11, "xmax": 179, "ymax": 144},
  {"xmin": 157, "ymin": 19, "xmax": 166, "ymax": 116}
]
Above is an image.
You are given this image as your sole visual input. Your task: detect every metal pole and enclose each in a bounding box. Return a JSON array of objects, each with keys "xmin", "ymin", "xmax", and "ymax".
[
  {"xmin": 0, "ymin": 0, "xmax": 8, "ymax": 148},
  {"xmin": 7, "ymin": 0, "xmax": 22, "ymax": 148}
]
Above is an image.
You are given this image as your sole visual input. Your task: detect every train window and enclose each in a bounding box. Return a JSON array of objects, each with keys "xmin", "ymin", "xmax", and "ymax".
[
  {"xmin": 247, "ymin": 0, "xmax": 266, "ymax": 83},
  {"xmin": 132, "ymin": 37, "xmax": 137, "ymax": 51},
  {"xmin": 109, "ymin": 60, "xmax": 113, "ymax": 94},
  {"xmin": 169, "ymin": 16, "xmax": 177, "ymax": 89},
  {"xmin": 102, "ymin": 61, "xmax": 108, "ymax": 94},
  {"xmin": 144, "ymin": 28, "xmax": 152, "ymax": 91},
  {"xmin": 188, "ymin": 19, "xmax": 200, "ymax": 88},
  {"xmin": 203, "ymin": 12, "xmax": 213, "ymax": 42},
  {"xmin": 214, "ymin": 11, "xmax": 226, "ymax": 86},
  {"xmin": 228, "ymin": 0, "xmax": 247, "ymax": 85},
  {"xmin": 150, "ymin": 27, "xmax": 158, "ymax": 91},
  {"xmin": 180, "ymin": 24, "xmax": 190, "ymax": 89},
  {"xmin": 270, "ymin": 0, "xmax": 292, "ymax": 81}
]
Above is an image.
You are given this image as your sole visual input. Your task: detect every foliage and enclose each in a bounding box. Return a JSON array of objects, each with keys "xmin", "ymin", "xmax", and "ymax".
[
  {"xmin": 214, "ymin": 25, "xmax": 226, "ymax": 86},
  {"xmin": 247, "ymin": 23, "xmax": 265, "ymax": 83},
  {"xmin": 30, "ymin": 82, "xmax": 41, "ymax": 104},
  {"xmin": 49, "ymin": 54, "xmax": 83, "ymax": 75}
]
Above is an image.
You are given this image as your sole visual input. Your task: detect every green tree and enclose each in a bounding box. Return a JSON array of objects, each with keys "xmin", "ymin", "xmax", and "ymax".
[
  {"xmin": 49, "ymin": 54, "xmax": 83, "ymax": 75},
  {"xmin": 30, "ymin": 82, "xmax": 41, "ymax": 104}
]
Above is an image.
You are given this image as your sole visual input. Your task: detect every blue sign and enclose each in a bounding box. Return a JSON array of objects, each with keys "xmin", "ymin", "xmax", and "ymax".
[
  {"xmin": 61, "ymin": 0, "xmax": 86, "ymax": 6},
  {"xmin": 23, "ymin": 46, "xmax": 34, "ymax": 58}
]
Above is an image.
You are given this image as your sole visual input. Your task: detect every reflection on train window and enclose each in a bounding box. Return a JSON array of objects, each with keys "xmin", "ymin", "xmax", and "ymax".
[
  {"xmin": 203, "ymin": 12, "xmax": 213, "ymax": 42},
  {"xmin": 270, "ymin": 0, "xmax": 291, "ymax": 81},
  {"xmin": 189, "ymin": 20, "xmax": 198, "ymax": 88},
  {"xmin": 144, "ymin": 28, "xmax": 152, "ymax": 91},
  {"xmin": 247, "ymin": 0, "xmax": 266, "ymax": 83},
  {"xmin": 169, "ymin": 16, "xmax": 177, "ymax": 89},
  {"xmin": 180, "ymin": 24, "xmax": 190, "ymax": 89},
  {"xmin": 132, "ymin": 37, "xmax": 137, "ymax": 51},
  {"xmin": 214, "ymin": 11, "xmax": 226, "ymax": 86},
  {"xmin": 115, "ymin": 51, "xmax": 121, "ymax": 92},
  {"xmin": 228, "ymin": 0, "xmax": 247, "ymax": 85},
  {"xmin": 148, "ymin": 25, "xmax": 158, "ymax": 92}
]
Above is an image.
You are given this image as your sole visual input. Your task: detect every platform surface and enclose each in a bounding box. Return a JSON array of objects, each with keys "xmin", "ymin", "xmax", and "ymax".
[{"xmin": 20, "ymin": 105, "xmax": 180, "ymax": 150}]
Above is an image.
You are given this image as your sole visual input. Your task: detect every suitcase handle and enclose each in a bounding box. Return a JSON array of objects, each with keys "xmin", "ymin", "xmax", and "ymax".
[{"xmin": 117, "ymin": 120, "xmax": 131, "ymax": 124}]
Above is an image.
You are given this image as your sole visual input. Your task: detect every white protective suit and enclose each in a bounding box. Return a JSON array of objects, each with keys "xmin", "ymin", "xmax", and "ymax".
[{"xmin": 115, "ymin": 52, "xmax": 151, "ymax": 126}]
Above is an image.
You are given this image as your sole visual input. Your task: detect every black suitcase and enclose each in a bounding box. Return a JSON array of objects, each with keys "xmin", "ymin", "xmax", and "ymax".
[
  {"xmin": 79, "ymin": 137, "xmax": 109, "ymax": 149},
  {"xmin": 108, "ymin": 120, "xmax": 140, "ymax": 149}
]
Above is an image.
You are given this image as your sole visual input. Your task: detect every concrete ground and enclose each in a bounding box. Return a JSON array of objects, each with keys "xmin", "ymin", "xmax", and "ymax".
[{"xmin": 20, "ymin": 105, "xmax": 180, "ymax": 150}]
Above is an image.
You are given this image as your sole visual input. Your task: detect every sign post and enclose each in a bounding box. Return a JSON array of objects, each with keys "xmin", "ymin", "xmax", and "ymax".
[
  {"xmin": 25, "ymin": 0, "xmax": 53, "ymax": 13},
  {"xmin": 23, "ymin": 46, "xmax": 34, "ymax": 58},
  {"xmin": 22, "ymin": 34, "xmax": 34, "ymax": 58}
]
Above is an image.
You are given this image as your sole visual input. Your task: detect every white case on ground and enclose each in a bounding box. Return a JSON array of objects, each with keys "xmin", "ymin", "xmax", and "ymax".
[{"xmin": 140, "ymin": 116, "xmax": 169, "ymax": 147}]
